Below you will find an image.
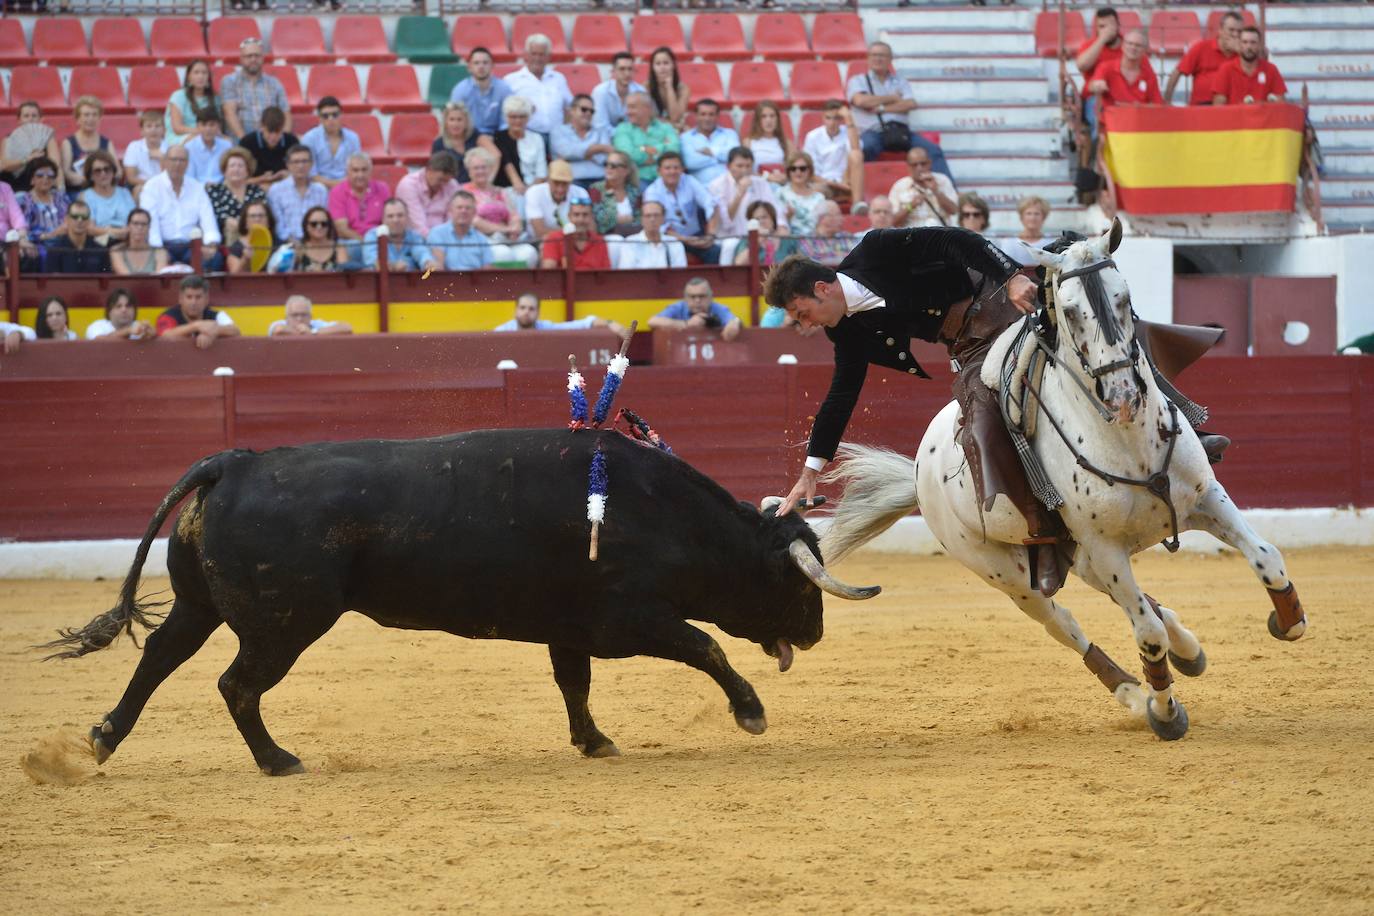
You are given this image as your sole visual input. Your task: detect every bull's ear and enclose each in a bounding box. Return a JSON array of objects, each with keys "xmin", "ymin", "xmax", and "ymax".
[
  {"xmin": 1108, "ymin": 217, "xmax": 1123, "ymax": 254},
  {"xmin": 1026, "ymin": 247, "xmax": 1064, "ymax": 271}
]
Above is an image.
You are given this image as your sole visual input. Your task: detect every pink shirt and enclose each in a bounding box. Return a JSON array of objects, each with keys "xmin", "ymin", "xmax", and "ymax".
[
  {"xmin": 327, "ymin": 179, "xmax": 389, "ymax": 237},
  {"xmin": 0, "ymin": 182, "xmax": 27, "ymax": 237},
  {"xmin": 395, "ymin": 170, "xmax": 459, "ymax": 236}
]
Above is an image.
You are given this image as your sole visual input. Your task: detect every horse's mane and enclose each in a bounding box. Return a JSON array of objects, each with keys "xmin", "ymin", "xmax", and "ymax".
[{"xmin": 1061, "ymin": 249, "xmax": 1124, "ymax": 348}]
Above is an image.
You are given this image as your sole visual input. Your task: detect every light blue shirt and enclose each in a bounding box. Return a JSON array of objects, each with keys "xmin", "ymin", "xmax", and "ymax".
[
  {"xmin": 680, "ymin": 126, "xmax": 739, "ymax": 185},
  {"xmin": 590, "ymin": 79, "xmax": 646, "ymax": 132},
  {"xmin": 550, "ymin": 123, "xmax": 613, "ymax": 182},
  {"xmin": 644, "ymin": 174, "xmax": 718, "ymax": 238},
  {"xmin": 449, "ymin": 77, "xmax": 513, "ymax": 135},
  {"xmin": 494, "ymin": 316, "xmax": 598, "ymax": 332},
  {"xmin": 80, "ymin": 186, "xmax": 136, "ymax": 230},
  {"xmin": 267, "ymin": 177, "xmax": 330, "ymax": 241},
  {"xmin": 301, "ymin": 126, "xmax": 362, "ymax": 182},
  {"xmin": 184, "ymin": 135, "xmax": 233, "ymax": 183},
  {"xmin": 362, "ymin": 226, "xmax": 432, "ymax": 271},
  {"xmin": 426, "ymin": 223, "xmax": 494, "ymax": 271}
]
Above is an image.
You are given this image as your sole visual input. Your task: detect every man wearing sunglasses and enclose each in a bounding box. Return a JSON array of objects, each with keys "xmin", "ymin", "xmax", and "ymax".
[
  {"xmin": 222, "ymin": 37, "xmax": 292, "ymax": 140},
  {"xmin": 301, "ymin": 96, "xmax": 361, "ymax": 190},
  {"xmin": 44, "ymin": 199, "xmax": 110, "ymax": 274},
  {"xmin": 551, "ymin": 95, "xmax": 614, "ymax": 186}
]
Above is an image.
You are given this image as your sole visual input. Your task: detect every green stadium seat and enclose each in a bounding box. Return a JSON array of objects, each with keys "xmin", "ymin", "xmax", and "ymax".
[
  {"xmin": 428, "ymin": 63, "xmax": 470, "ymax": 110},
  {"xmin": 395, "ymin": 16, "xmax": 457, "ymax": 64}
]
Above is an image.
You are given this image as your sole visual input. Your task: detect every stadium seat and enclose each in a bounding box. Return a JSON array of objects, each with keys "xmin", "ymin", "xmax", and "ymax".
[
  {"xmin": 266, "ymin": 65, "xmax": 309, "ymax": 114},
  {"xmin": 844, "ymin": 60, "xmax": 868, "ymax": 84},
  {"xmin": 798, "ymin": 110, "xmax": 825, "ymax": 138},
  {"xmin": 738, "ymin": 108, "xmax": 795, "ymax": 145},
  {"xmin": 789, "ymin": 61, "xmax": 845, "ymax": 108},
  {"xmin": 149, "ymin": 19, "xmax": 208, "ymax": 65},
  {"xmin": 69, "ymin": 66, "xmax": 131, "ymax": 114},
  {"xmin": 91, "ymin": 19, "xmax": 149, "ymax": 66},
  {"xmin": 208, "ymin": 18, "xmax": 262, "ymax": 63},
  {"xmin": 679, "ymin": 63, "xmax": 726, "ymax": 106},
  {"xmin": 270, "ymin": 18, "xmax": 331, "ymax": 64},
  {"xmin": 689, "ymin": 14, "xmax": 747, "ymax": 62},
  {"xmin": 1034, "ymin": 11, "xmax": 1087, "ymax": 59},
  {"xmin": 1116, "ymin": 11, "xmax": 1144, "ymax": 32},
  {"xmin": 127, "ymin": 67, "xmax": 181, "ymax": 112},
  {"xmin": 812, "ymin": 13, "xmax": 867, "ymax": 61},
  {"xmin": 365, "ymin": 64, "xmax": 430, "ymax": 113},
  {"xmin": 727, "ymin": 62, "xmax": 785, "ymax": 108},
  {"xmin": 427, "ymin": 63, "xmax": 470, "ymax": 110},
  {"xmin": 570, "ymin": 15, "xmax": 628, "ymax": 62},
  {"xmin": 753, "ymin": 13, "xmax": 811, "ymax": 62},
  {"xmin": 631, "ymin": 15, "xmax": 688, "ymax": 57},
  {"xmin": 492, "ymin": 63, "xmax": 521, "ymax": 80},
  {"xmin": 293, "ymin": 113, "xmax": 319, "ymax": 135},
  {"xmin": 395, "ymin": 16, "xmax": 457, "ymax": 63},
  {"xmin": 306, "ymin": 65, "xmax": 364, "ymax": 108},
  {"xmin": 6, "ymin": 68, "xmax": 66, "ymax": 112},
  {"xmin": 1206, "ymin": 10, "xmax": 1256, "ymax": 35},
  {"xmin": 560, "ymin": 64, "xmax": 603, "ymax": 98},
  {"xmin": 343, "ymin": 114, "xmax": 386, "ymax": 159},
  {"xmin": 334, "ymin": 17, "xmax": 396, "ymax": 64},
  {"xmin": 451, "ymin": 15, "xmax": 512, "ymax": 62},
  {"xmin": 388, "ymin": 112, "xmax": 439, "ymax": 165},
  {"xmin": 373, "ymin": 163, "xmax": 409, "ymax": 192},
  {"xmin": 0, "ymin": 20, "xmax": 28, "ymax": 67},
  {"xmin": 512, "ymin": 15, "xmax": 572, "ymax": 62},
  {"xmin": 1151, "ymin": 11, "xmax": 1203, "ymax": 56},
  {"xmin": 32, "ymin": 17, "xmax": 91, "ymax": 65},
  {"xmin": 103, "ymin": 114, "xmax": 142, "ymax": 152},
  {"xmin": 863, "ymin": 160, "xmax": 908, "ymax": 195}
]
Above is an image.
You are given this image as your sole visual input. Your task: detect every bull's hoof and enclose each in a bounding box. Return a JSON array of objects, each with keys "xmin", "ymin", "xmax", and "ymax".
[
  {"xmin": 259, "ymin": 751, "xmax": 306, "ymax": 777},
  {"xmin": 1146, "ymin": 699, "xmax": 1190, "ymax": 741},
  {"xmin": 87, "ymin": 726, "xmax": 113, "ymax": 765},
  {"xmin": 735, "ymin": 714, "xmax": 768, "ymax": 736},
  {"xmin": 1168, "ymin": 647, "xmax": 1207, "ymax": 677},
  {"xmin": 1268, "ymin": 611, "xmax": 1306, "ymax": 642},
  {"xmin": 578, "ymin": 739, "xmax": 621, "ymax": 758}
]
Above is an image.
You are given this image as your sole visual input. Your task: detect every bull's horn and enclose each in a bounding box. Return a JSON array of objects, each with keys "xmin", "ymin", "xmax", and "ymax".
[{"xmin": 788, "ymin": 540, "xmax": 881, "ymax": 600}]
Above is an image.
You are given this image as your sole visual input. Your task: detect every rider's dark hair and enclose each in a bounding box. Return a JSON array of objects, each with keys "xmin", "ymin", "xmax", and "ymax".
[{"xmin": 763, "ymin": 255, "xmax": 838, "ymax": 309}]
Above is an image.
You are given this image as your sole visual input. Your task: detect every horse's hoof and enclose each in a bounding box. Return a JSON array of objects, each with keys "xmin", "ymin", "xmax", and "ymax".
[
  {"xmin": 1268, "ymin": 611, "xmax": 1306, "ymax": 642},
  {"xmin": 580, "ymin": 740, "xmax": 621, "ymax": 758},
  {"xmin": 1146, "ymin": 699, "xmax": 1190, "ymax": 741},
  {"xmin": 1168, "ymin": 648, "xmax": 1207, "ymax": 677},
  {"xmin": 735, "ymin": 714, "xmax": 767, "ymax": 736},
  {"xmin": 87, "ymin": 727, "xmax": 112, "ymax": 765},
  {"xmin": 260, "ymin": 752, "xmax": 306, "ymax": 776}
]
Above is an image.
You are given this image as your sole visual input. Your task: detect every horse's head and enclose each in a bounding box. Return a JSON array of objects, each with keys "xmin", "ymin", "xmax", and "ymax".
[{"xmin": 1028, "ymin": 219, "xmax": 1144, "ymax": 425}]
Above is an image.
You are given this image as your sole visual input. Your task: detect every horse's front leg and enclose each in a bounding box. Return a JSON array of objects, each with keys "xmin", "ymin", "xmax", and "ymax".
[
  {"xmin": 1186, "ymin": 480, "xmax": 1307, "ymax": 641},
  {"xmin": 1081, "ymin": 542, "xmax": 1189, "ymax": 740}
]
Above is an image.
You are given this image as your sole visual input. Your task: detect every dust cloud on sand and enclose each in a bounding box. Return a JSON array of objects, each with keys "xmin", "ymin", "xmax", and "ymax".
[{"xmin": 2, "ymin": 548, "xmax": 1372, "ymax": 913}]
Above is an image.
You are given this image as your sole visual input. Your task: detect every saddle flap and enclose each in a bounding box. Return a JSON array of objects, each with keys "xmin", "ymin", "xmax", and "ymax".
[{"xmin": 1136, "ymin": 320, "xmax": 1225, "ymax": 383}]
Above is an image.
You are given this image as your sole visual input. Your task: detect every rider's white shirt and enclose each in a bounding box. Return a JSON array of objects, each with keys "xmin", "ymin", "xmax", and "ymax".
[{"xmin": 839, "ymin": 273, "xmax": 885, "ymax": 314}]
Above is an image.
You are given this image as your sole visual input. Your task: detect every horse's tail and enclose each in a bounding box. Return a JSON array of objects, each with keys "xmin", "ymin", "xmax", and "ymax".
[
  {"xmin": 38, "ymin": 454, "xmax": 228, "ymax": 661},
  {"xmin": 819, "ymin": 444, "xmax": 920, "ymax": 566}
]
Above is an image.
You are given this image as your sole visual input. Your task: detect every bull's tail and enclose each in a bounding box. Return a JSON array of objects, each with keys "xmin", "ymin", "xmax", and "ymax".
[
  {"xmin": 819, "ymin": 444, "xmax": 920, "ymax": 566},
  {"xmin": 39, "ymin": 455, "xmax": 228, "ymax": 661}
]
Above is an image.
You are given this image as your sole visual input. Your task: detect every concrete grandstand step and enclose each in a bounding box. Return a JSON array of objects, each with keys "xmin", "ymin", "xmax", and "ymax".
[
  {"xmin": 913, "ymin": 104, "xmax": 1061, "ymax": 132},
  {"xmin": 904, "ymin": 78, "xmax": 1049, "ymax": 105},
  {"xmin": 1267, "ymin": 53, "xmax": 1373, "ymax": 79},
  {"xmin": 1309, "ymin": 103, "xmax": 1374, "ymax": 129},
  {"xmin": 898, "ymin": 58, "xmax": 1046, "ymax": 80},
  {"xmin": 936, "ymin": 128, "xmax": 1062, "ymax": 156},
  {"xmin": 881, "ymin": 8, "xmax": 1038, "ymax": 31},
  {"xmin": 1318, "ymin": 175, "xmax": 1374, "ymax": 202},
  {"xmin": 953, "ymin": 180, "xmax": 1077, "ymax": 209},
  {"xmin": 949, "ymin": 155, "xmax": 1067, "ymax": 182},
  {"xmin": 1264, "ymin": 4, "xmax": 1374, "ymax": 28},
  {"xmin": 1319, "ymin": 127, "xmax": 1374, "ymax": 151},
  {"xmin": 1293, "ymin": 78, "xmax": 1374, "ymax": 103},
  {"xmin": 883, "ymin": 31, "xmax": 1036, "ymax": 57},
  {"xmin": 1322, "ymin": 201, "xmax": 1374, "ymax": 230},
  {"xmin": 1321, "ymin": 152, "xmax": 1374, "ymax": 175},
  {"xmin": 1266, "ymin": 28, "xmax": 1374, "ymax": 54}
]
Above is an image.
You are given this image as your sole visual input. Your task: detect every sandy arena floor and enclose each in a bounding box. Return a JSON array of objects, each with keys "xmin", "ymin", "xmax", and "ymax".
[{"xmin": 3, "ymin": 547, "xmax": 1372, "ymax": 914}]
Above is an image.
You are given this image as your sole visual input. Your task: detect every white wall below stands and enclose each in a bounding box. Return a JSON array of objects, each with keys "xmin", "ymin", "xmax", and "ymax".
[
  {"xmin": 3, "ymin": 507, "xmax": 1369, "ymax": 579},
  {"xmin": 1113, "ymin": 237, "xmax": 1175, "ymax": 325}
]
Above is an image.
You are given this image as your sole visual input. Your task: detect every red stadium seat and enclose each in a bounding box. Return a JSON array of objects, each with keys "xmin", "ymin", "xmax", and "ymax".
[
  {"xmin": 270, "ymin": 18, "xmax": 331, "ymax": 64},
  {"xmin": 690, "ymin": 14, "xmax": 747, "ymax": 62},
  {"xmin": 334, "ymin": 17, "xmax": 396, "ymax": 64},
  {"xmin": 365, "ymin": 64, "xmax": 430, "ymax": 113},
  {"xmin": 69, "ymin": 66, "xmax": 131, "ymax": 114},
  {"xmin": 631, "ymin": 15, "xmax": 687, "ymax": 57},
  {"xmin": 306, "ymin": 65, "xmax": 364, "ymax": 108},
  {"xmin": 451, "ymin": 15, "xmax": 513, "ymax": 62},
  {"xmin": 0, "ymin": 20, "xmax": 29, "ymax": 67},
  {"xmin": 266, "ymin": 65, "xmax": 309, "ymax": 114},
  {"xmin": 103, "ymin": 114, "xmax": 142, "ymax": 152},
  {"xmin": 753, "ymin": 13, "xmax": 811, "ymax": 62},
  {"xmin": 727, "ymin": 62, "xmax": 785, "ymax": 108},
  {"xmin": 812, "ymin": 13, "xmax": 867, "ymax": 61},
  {"xmin": 207, "ymin": 18, "xmax": 261, "ymax": 63},
  {"xmin": 492, "ymin": 62, "xmax": 520, "ymax": 80},
  {"xmin": 1206, "ymin": 9, "xmax": 1256, "ymax": 36},
  {"xmin": 149, "ymin": 19, "xmax": 208, "ymax": 65},
  {"xmin": 1116, "ymin": 11, "xmax": 1144, "ymax": 32},
  {"xmin": 1034, "ymin": 11, "xmax": 1087, "ymax": 59},
  {"xmin": 6, "ymin": 67, "xmax": 67, "ymax": 112},
  {"xmin": 560, "ymin": 64, "xmax": 603, "ymax": 98},
  {"xmin": 789, "ymin": 61, "xmax": 845, "ymax": 108},
  {"xmin": 91, "ymin": 19, "xmax": 149, "ymax": 66},
  {"xmin": 738, "ymin": 107, "xmax": 795, "ymax": 145},
  {"xmin": 127, "ymin": 66, "xmax": 181, "ymax": 111},
  {"xmin": 863, "ymin": 160, "xmax": 908, "ymax": 195},
  {"xmin": 294, "ymin": 112, "xmax": 318, "ymax": 135},
  {"xmin": 512, "ymin": 15, "xmax": 572, "ymax": 62},
  {"xmin": 388, "ymin": 112, "xmax": 439, "ymax": 165},
  {"xmin": 343, "ymin": 114, "xmax": 386, "ymax": 159},
  {"xmin": 679, "ymin": 62, "xmax": 726, "ymax": 106},
  {"xmin": 570, "ymin": 15, "xmax": 628, "ymax": 62},
  {"xmin": 1150, "ymin": 11, "xmax": 1202, "ymax": 56},
  {"xmin": 372, "ymin": 163, "xmax": 409, "ymax": 192},
  {"xmin": 32, "ymin": 17, "xmax": 91, "ymax": 65},
  {"xmin": 844, "ymin": 60, "xmax": 868, "ymax": 84},
  {"xmin": 798, "ymin": 110, "xmax": 825, "ymax": 137}
]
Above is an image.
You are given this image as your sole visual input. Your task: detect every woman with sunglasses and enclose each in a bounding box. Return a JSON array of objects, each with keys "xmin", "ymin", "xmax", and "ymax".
[
  {"xmin": 956, "ymin": 192, "xmax": 991, "ymax": 237},
  {"xmin": 289, "ymin": 205, "xmax": 349, "ymax": 272},
  {"xmin": 62, "ymin": 96, "xmax": 120, "ymax": 192},
  {"xmin": 744, "ymin": 102, "xmax": 792, "ymax": 177},
  {"xmin": 774, "ymin": 152, "xmax": 826, "ymax": 239},
  {"xmin": 587, "ymin": 150, "xmax": 642, "ymax": 237},
  {"xmin": 1, "ymin": 102, "xmax": 63, "ymax": 192},
  {"xmin": 112, "ymin": 208, "xmax": 171, "ymax": 276},
  {"xmin": 226, "ymin": 200, "xmax": 277, "ymax": 274},
  {"xmin": 167, "ymin": 59, "xmax": 220, "ymax": 146},
  {"xmin": 78, "ymin": 150, "xmax": 135, "ymax": 244},
  {"xmin": 647, "ymin": 47, "xmax": 691, "ymax": 130},
  {"xmin": 34, "ymin": 295, "xmax": 77, "ymax": 340},
  {"xmin": 16, "ymin": 156, "xmax": 70, "ymax": 267}
]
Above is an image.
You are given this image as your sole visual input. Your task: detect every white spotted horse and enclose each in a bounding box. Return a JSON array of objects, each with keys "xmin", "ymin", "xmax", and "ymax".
[{"xmin": 818, "ymin": 220, "xmax": 1307, "ymax": 740}]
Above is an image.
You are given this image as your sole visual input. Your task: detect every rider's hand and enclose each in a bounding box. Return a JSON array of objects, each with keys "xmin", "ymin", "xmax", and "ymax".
[
  {"xmin": 778, "ymin": 467, "xmax": 819, "ymax": 517},
  {"xmin": 1008, "ymin": 274, "xmax": 1038, "ymax": 314}
]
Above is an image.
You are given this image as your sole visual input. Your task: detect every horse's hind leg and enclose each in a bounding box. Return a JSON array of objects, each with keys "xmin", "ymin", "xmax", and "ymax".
[
  {"xmin": 92, "ymin": 597, "xmax": 222, "ymax": 764},
  {"xmin": 1186, "ymin": 479, "xmax": 1307, "ymax": 641}
]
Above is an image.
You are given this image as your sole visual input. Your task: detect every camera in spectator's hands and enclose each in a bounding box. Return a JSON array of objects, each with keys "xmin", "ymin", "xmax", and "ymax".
[{"xmin": 702, "ymin": 313, "xmax": 723, "ymax": 329}]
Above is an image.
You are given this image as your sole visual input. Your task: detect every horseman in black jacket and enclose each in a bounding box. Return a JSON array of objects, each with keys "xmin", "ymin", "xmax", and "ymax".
[{"xmin": 765, "ymin": 226, "xmax": 1073, "ymax": 596}]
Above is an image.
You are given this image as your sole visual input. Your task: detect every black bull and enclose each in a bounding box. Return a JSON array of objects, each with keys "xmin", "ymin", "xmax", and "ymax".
[{"xmin": 45, "ymin": 428, "xmax": 879, "ymax": 775}]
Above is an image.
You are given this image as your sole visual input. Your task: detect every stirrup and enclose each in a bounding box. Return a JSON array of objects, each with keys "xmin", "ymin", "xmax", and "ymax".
[{"xmin": 1198, "ymin": 433, "xmax": 1230, "ymax": 465}]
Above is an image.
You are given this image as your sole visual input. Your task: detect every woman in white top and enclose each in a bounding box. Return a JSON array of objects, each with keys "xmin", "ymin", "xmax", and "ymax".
[
  {"xmin": 87, "ymin": 287, "xmax": 154, "ymax": 340},
  {"xmin": 773, "ymin": 152, "xmax": 827, "ymax": 238},
  {"xmin": 744, "ymin": 101, "xmax": 792, "ymax": 177},
  {"xmin": 999, "ymin": 195, "xmax": 1056, "ymax": 266},
  {"xmin": 34, "ymin": 295, "xmax": 77, "ymax": 340}
]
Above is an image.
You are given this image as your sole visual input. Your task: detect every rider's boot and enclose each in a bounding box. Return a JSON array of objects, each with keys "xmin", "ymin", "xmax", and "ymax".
[
  {"xmin": 1197, "ymin": 432, "xmax": 1229, "ymax": 464},
  {"xmin": 1021, "ymin": 501, "xmax": 1074, "ymax": 598}
]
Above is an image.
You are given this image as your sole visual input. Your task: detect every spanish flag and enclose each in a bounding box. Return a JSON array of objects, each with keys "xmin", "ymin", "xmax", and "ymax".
[{"xmin": 1102, "ymin": 104, "xmax": 1304, "ymax": 214}]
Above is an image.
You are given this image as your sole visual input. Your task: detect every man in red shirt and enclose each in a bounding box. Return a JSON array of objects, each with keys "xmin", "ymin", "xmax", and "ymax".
[
  {"xmin": 1075, "ymin": 7, "xmax": 1122, "ymax": 76},
  {"xmin": 1213, "ymin": 27, "xmax": 1288, "ymax": 105},
  {"xmin": 538, "ymin": 200, "xmax": 610, "ymax": 270},
  {"xmin": 1165, "ymin": 10, "xmax": 1243, "ymax": 105},
  {"xmin": 1088, "ymin": 30, "xmax": 1162, "ymax": 110}
]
